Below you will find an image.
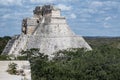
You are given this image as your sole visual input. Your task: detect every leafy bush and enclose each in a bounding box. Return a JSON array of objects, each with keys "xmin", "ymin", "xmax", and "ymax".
[
  {"xmin": 7, "ymin": 62, "xmax": 17, "ymax": 75},
  {"xmin": 0, "ymin": 55, "xmax": 9, "ymax": 60},
  {"xmin": 16, "ymin": 55, "xmax": 28, "ymax": 60}
]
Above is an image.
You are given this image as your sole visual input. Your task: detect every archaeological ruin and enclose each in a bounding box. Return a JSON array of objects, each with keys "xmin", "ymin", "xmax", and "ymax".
[{"xmin": 2, "ymin": 5, "xmax": 92, "ymax": 57}]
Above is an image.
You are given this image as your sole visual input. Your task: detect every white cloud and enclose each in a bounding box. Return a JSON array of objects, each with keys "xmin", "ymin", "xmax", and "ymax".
[
  {"xmin": 1, "ymin": 12, "xmax": 31, "ymax": 20},
  {"xmin": 30, "ymin": 0, "xmax": 78, "ymax": 3},
  {"xmin": 87, "ymin": 1, "xmax": 120, "ymax": 14},
  {"xmin": 0, "ymin": 0, "xmax": 22, "ymax": 6},
  {"xmin": 86, "ymin": 1, "xmax": 104, "ymax": 14},
  {"xmin": 103, "ymin": 16, "xmax": 114, "ymax": 28},
  {"xmin": 2, "ymin": 14, "xmax": 11, "ymax": 19},
  {"xmin": 0, "ymin": 23, "xmax": 5, "ymax": 27},
  {"xmin": 103, "ymin": 23, "xmax": 111, "ymax": 28},
  {"xmin": 70, "ymin": 13, "xmax": 76, "ymax": 19},
  {"xmin": 0, "ymin": 8, "xmax": 11, "ymax": 12},
  {"xmin": 79, "ymin": 18, "xmax": 88, "ymax": 22},
  {"xmin": 103, "ymin": 1, "xmax": 119, "ymax": 7},
  {"xmin": 80, "ymin": 13, "xmax": 92, "ymax": 18},
  {"xmin": 56, "ymin": 4, "xmax": 72, "ymax": 11},
  {"xmin": 58, "ymin": 0, "xmax": 78, "ymax": 2},
  {"xmin": 90, "ymin": 1, "xmax": 103, "ymax": 8},
  {"xmin": 30, "ymin": 0, "xmax": 55, "ymax": 3},
  {"xmin": 105, "ymin": 16, "xmax": 112, "ymax": 21}
]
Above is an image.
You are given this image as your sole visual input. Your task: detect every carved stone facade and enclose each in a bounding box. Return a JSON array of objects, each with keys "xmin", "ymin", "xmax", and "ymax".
[{"xmin": 2, "ymin": 5, "xmax": 92, "ymax": 57}]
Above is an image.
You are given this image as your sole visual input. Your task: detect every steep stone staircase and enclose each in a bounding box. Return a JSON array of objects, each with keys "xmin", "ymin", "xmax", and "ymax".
[
  {"xmin": 2, "ymin": 35, "xmax": 19, "ymax": 55},
  {"xmin": 2, "ymin": 34, "xmax": 28, "ymax": 56}
]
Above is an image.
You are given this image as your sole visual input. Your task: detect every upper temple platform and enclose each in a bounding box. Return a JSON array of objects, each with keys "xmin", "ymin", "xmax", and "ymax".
[{"xmin": 33, "ymin": 5, "xmax": 61, "ymax": 18}]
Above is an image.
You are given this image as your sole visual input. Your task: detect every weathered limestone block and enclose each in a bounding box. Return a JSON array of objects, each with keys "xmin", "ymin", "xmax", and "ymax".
[{"xmin": 51, "ymin": 10, "xmax": 61, "ymax": 17}]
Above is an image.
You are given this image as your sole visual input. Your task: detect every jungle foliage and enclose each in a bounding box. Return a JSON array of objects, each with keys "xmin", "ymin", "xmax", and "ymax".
[{"xmin": 21, "ymin": 45, "xmax": 120, "ymax": 80}]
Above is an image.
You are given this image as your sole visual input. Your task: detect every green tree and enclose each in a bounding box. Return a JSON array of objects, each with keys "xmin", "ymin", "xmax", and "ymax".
[{"xmin": 29, "ymin": 45, "xmax": 120, "ymax": 80}]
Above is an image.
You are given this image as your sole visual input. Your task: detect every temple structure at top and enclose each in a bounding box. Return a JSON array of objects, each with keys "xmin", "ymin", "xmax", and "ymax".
[{"xmin": 22, "ymin": 5, "xmax": 61, "ymax": 35}]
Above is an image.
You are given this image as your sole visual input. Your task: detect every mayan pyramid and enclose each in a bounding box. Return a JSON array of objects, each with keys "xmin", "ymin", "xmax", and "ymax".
[{"xmin": 2, "ymin": 5, "xmax": 92, "ymax": 57}]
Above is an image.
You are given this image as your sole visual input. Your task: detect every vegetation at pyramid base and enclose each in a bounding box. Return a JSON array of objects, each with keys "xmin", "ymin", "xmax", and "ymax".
[{"xmin": 19, "ymin": 45, "xmax": 120, "ymax": 80}]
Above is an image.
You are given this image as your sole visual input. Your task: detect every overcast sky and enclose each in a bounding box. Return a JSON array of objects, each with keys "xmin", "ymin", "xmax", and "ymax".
[{"xmin": 0, "ymin": 0, "xmax": 120, "ymax": 37}]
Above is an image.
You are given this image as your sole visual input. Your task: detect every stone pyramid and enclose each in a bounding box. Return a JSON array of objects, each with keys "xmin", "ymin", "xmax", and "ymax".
[{"xmin": 2, "ymin": 5, "xmax": 92, "ymax": 57}]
